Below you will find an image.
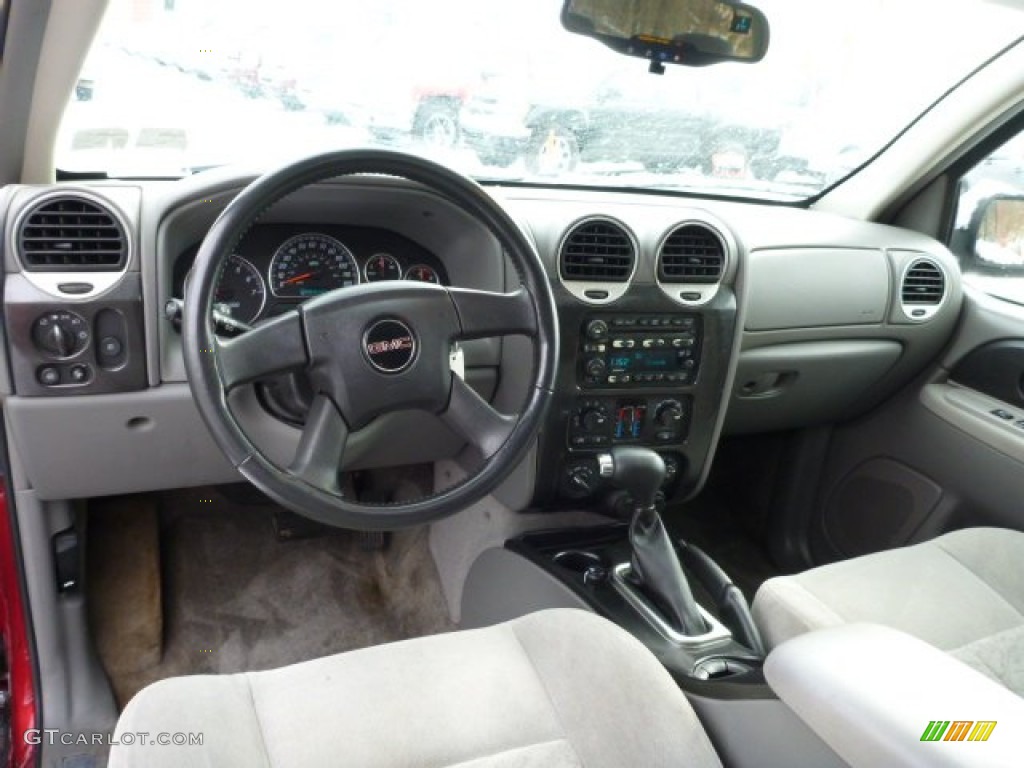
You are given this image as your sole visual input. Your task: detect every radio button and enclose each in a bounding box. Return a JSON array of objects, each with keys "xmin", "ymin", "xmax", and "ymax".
[
  {"xmin": 585, "ymin": 319, "xmax": 609, "ymax": 341},
  {"xmin": 585, "ymin": 358, "xmax": 607, "ymax": 379}
]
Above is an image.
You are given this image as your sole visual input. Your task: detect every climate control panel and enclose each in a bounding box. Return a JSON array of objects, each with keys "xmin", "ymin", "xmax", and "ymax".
[{"xmin": 569, "ymin": 395, "xmax": 691, "ymax": 450}]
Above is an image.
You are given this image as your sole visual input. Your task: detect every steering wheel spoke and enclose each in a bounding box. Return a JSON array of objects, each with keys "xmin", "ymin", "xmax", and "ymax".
[
  {"xmin": 288, "ymin": 394, "xmax": 349, "ymax": 493},
  {"xmin": 448, "ymin": 286, "xmax": 537, "ymax": 339},
  {"xmin": 441, "ymin": 375, "xmax": 517, "ymax": 458},
  {"xmin": 216, "ymin": 309, "xmax": 308, "ymax": 390}
]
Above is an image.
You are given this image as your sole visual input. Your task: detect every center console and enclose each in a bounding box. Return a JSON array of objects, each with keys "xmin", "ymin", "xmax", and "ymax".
[{"xmin": 532, "ymin": 282, "xmax": 738, "ymax": 510}]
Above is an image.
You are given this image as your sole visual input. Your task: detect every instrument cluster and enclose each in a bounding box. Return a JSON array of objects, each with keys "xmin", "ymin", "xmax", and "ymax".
[{"xmin": 174, "ymin": 224, "xmax": 448, "ymax": 324}]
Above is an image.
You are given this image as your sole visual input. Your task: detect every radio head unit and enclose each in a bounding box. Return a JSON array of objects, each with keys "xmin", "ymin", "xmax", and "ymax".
[{"xmin": 579, "ymin": 314, "xmax": 701, "ymax": 388}]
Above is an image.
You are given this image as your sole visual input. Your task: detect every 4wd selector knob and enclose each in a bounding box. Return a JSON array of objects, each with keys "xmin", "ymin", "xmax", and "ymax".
[
  {"xmin": 32, "ymin": 311, "xmax": 88, "ymax": 359},
  {"xmin": 581, "ymin": 407, "xmax": 608, "ymax": 432}
]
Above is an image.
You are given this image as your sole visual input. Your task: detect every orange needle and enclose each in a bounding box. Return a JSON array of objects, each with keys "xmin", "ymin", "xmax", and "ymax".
[{"xmin": 281, "ymin": 271, "xmax": 315, "ymax": 285}]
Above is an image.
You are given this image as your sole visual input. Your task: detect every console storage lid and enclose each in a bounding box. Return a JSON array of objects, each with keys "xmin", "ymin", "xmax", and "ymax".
[{"xmin": 764, "ymin": 623, "xmax": 1023, "ymax": 767}]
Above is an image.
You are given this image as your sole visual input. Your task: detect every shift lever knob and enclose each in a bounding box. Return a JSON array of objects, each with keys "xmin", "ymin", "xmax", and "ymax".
[{"xmin": 600, "ymin": 446, "xmax": 666, "ymax": 509}]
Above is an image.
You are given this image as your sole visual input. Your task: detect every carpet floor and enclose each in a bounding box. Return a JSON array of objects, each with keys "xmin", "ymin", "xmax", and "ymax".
[{"xmin": 88, "ymin": 486, "xmax": 454, "ymax": 708}]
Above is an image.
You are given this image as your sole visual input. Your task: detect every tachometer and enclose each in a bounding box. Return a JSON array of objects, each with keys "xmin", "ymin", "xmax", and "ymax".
[
  {"xmin": 214, "ymin": 255, "xmax": 266, "ymax": 324},
  {"xmin": 364, "ymin": 252, "xmax": 402, "ymax": 282},
  {"xmin": 269, "ymin": 233, "xmax": 359, "ymax": 297},
  {"xmin": 404, "ymin": 264, "xmax": 441, "ymax": 284}
]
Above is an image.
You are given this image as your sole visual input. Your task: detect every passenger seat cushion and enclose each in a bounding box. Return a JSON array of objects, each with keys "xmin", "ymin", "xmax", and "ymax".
[
  {"xmin": 110, "ymin": 608, "xmax": 722, "ymax": 768},
  {"xmin": 752, "ymin": 528, "xmax": 1024, "ymax": 696}
]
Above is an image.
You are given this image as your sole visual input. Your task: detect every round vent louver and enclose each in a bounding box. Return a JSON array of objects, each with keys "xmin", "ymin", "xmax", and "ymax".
[
  {"xmin": 658, "ymin": 224, "xmax": 725, "ymax": 284},
  {"xmin": 17, "ymin": 195, "xmax": 128, "ymax": 271},
  {"xmin": 559, "ymin": 218, "xmax": 635, "ymax": 283},
  {"xmin": 900, "ymin": 258, "xmax": 946, "ymax": 321}
]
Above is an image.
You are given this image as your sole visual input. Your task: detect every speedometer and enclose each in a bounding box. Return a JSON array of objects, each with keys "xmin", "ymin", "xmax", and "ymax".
[{"xmin": 269, "ymin": 233, "xmax": 359, "ymax": 297}]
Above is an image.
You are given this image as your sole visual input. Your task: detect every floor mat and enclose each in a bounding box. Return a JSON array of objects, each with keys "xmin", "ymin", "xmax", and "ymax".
[{"xmin": 89, "ymin": 486, "xmax": 454, "ymax": 708}]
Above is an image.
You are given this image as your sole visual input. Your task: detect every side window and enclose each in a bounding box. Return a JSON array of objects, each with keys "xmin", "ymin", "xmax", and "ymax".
[{"xmin": 950, "ymin": 130, "xmax": 1024, "ymax": 303}]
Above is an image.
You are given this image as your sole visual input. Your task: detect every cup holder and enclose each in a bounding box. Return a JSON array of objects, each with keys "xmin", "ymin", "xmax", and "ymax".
[{"xmin": 553, "ymin": 549, "xmax": 608, "ymax": 575}]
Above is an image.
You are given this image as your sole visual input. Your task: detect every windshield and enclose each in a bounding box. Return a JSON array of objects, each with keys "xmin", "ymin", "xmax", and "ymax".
[{"xmin": 58, "ymin": 0, "xmax": 1022, "ymax": 201}]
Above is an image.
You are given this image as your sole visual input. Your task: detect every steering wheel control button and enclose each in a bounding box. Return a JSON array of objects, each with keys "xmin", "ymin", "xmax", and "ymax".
[
  {"xmin": 363, "ymin": 319, "xmax": 417, "ymax": 373},
  {"xmin": 38, "ymin": 366, "xmax": 61, "ymax": 386}
]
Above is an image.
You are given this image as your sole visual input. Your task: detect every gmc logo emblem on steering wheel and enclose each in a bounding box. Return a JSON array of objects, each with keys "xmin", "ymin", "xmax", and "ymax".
[{"xmin": 362, "ymin": 319, "xmax": 417, "ymax": 373}]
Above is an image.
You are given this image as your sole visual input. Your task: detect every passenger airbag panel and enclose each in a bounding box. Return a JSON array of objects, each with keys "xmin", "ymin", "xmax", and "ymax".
[{"xmin": 745, "ymin": 249, "xmax": 889, "ymax": 331}]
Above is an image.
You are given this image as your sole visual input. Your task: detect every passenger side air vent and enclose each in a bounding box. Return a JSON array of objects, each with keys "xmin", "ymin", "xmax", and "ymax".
[
  {"xmin": 17, "ymin": 195, "xmax": 128, "ymax": 271},
  {"xmin": 901, "ymin": 259, "xmax": 945, "ymax": 305},
  {"xmin": 658, "ymin": 224, "xmax": 725, "ymax": 283},
  {"xmin": 559, "ymin": 219, "xmax": 636, "ymax": 283}
]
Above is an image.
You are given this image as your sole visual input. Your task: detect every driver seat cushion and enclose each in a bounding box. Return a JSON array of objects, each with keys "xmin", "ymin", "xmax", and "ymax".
[
  {"xmin": 109, "ymin": 608, "xmax": 722, "ymax": 768},
  {"xmin": 752, "ymin": 527, "xmax": 1024, "ymax": 696}
]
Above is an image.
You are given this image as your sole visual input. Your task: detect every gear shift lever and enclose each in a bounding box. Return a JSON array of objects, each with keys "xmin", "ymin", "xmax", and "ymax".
[{"xmin": 601, "ymin": 447, "xmax": 707, "ymax": 636}]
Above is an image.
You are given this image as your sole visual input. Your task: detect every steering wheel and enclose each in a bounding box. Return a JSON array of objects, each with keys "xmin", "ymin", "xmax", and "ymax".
[{"xmin": 183, "ymin": 149, "xmax": 558, "ymax": 529}]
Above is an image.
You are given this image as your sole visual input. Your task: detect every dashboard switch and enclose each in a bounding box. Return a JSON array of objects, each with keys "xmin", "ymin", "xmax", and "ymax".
[
  {"xmin": 95, "ymin": 309, "xmax": 129, "ymax": 369},
  {"xmin": 100, "ymin": 336, "xmax": 123, "ymax": 359},
  {"xmin": 33, "ymin": 311, "xmax": 88, "ymax": 358},
  {"xmin": 38, "ymin": 367, "xmax": 61, "ymax": 386},
  {"xmin": 69, "ymin": 364, "xmax": 91, "ymax": 384}
]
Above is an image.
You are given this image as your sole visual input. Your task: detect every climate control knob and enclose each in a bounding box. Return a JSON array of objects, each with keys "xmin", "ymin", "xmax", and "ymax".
[
  {"xmin": 655, "ymin": 400, "xmax": 685, "ymax": 429},
  {"xmin": 32, "ymin": 311, "xmax": 88, "ymax": 359}
]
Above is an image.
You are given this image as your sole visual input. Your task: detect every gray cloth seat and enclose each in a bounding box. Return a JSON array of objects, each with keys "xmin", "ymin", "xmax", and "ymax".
[
  {"xmin": 109, "ymin": 608, "xmax": 722, "ymax": 768},
  {"xmin": 752, "ymin": 527, "xmax": 1024, "ymax": 696}
]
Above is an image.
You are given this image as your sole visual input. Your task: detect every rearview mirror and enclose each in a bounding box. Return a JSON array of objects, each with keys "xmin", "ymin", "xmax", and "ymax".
[
  {"xmin": 561, "ymin": 0, "xmax": 770, "ymax": 71},
  {"xmin": 973, "ymin": 195, "xmax": 1024, "ymax": 269}
]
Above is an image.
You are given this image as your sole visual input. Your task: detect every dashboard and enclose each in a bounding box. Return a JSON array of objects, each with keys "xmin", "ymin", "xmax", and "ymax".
[
  {"xmin": 172, "ymin": 224, "xmax": 449, "ymax": 325},
  {"xmin": 0, "ymin": 172, "xmax": 964, "ymax": 509}
]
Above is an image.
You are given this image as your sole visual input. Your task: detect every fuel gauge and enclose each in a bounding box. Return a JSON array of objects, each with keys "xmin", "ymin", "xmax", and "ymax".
[
  {"xmin": 404, "ymin": 264, "xmax": 441, "ymax": 284},
  {"xmin": 364, "ymin": 252, "xmax": 402, "ymax": 282}
]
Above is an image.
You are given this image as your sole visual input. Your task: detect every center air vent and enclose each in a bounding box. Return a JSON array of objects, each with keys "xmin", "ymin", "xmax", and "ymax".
[
  {"xmin": 901, "ymin": 259, "xmax": 945, "ymax": 306},
  {"xmin": 559, "ymin": 219, "xmax": 635, "ymax": 283},
  {"xmin": 17, "ymin": 195, "xmax": 128, "ymax": 271},
  {"xmin": 658, "ymin": 224, "xmax": 725, "ymax": 283}
]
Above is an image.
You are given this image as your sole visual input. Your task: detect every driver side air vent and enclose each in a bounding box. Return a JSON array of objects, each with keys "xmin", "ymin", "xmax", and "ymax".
[
  {"xmin": 901, "ymin": 259, "xmax": 945, "ymax": 305},
  {"xmin": 559, "ymin": 219, "xmax": 635, "ymax": 282},
  {"xmin": 658, "ymin": 224, "xmax": 725, "ymax": 283},
  {"xmin": 17, "ymin": 195, "xmax": 128, "ymax": 271}
]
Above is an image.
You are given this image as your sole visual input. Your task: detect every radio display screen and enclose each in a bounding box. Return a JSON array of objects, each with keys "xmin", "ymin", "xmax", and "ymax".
[{"xmin": 610, "ymin": 350, "xmax": 676, "ymax": 372}]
